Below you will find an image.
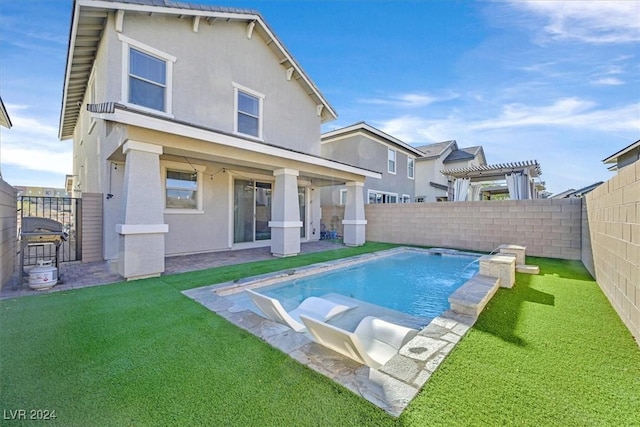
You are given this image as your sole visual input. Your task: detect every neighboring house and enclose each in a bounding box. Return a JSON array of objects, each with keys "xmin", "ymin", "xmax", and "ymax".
[
  {"xmin": 414, "ymin": 140, "xmax": 486, "ymax": 202},
  {"xmin": 321, "ymin": 122, "xmax": 423, "ymax": 205},
  {"xmin": 603, "ymin": 140, "xmax": 640, "ymax": 172},
  {"xmin": 0, "ymin": 97, "xmax": 12, "ymax": 130},
  {"xmin": 551, "ymin": 182, "xmax": 603, "ymax": 199},
  {"xmin": 58, "ymin": 0, "xmax": 379, "ymax": 280}
]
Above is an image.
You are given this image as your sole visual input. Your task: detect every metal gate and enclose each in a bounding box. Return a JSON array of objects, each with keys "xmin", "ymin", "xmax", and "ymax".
[{"xmin": 18, "ymin": 196, "xmax": 82, "ymax": 266}]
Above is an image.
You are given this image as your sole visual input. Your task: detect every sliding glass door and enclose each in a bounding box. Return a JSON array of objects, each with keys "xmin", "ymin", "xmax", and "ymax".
[
  {"xmin": 233, "ymin": 179, "xmax": 272, "ymax": 243},
  {"xmin": 298, "ymin": 186, "xmax": 306, "ymax": 239}
]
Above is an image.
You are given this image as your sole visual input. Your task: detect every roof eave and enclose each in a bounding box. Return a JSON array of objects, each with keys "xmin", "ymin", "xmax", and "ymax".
[
  {"xmin": 322, "ymin": 122, "xmax": 424, "ymax": 157},
  {"xmin": 602, "ymin": 140, "xmax": 640, "ymax": 164},
  {"xmin": 0, "ymin": 97, "xmax": 12, "ymax": 129}
]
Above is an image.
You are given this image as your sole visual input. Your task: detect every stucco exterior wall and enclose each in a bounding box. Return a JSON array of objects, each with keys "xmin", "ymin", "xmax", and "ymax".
[
  {"xmin": 364, "ymin": 198, "xmax": 583, "ymax": 259},
  {"xmin": 321, "ymin": 134, "xmax": 415, "ymax": 203},
  {"xmin": 0, "ymin": 179, "xmax": 17, "ymax": 288},
  {"xmin": 414, "ymin": 151, "xmax": 451, "ymax": 202},
  {"xmin": 583, "ymin": 161, "xmax": 639, "ymax": 342},
  {"xmin": 101, "ymin": 13, "xmax": 321, "ymax": 155}
]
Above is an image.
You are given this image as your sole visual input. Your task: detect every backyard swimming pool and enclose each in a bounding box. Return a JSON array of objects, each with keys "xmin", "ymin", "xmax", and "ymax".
[{"xmin": 256, "ymin": 249, "xmax": 479, "ymax": 319}]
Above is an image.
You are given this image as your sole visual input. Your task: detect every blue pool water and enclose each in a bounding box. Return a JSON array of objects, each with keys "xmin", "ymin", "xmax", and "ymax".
[{"xmin": 259, "ymin": 250, "xmax": 479, "ymax": 319}]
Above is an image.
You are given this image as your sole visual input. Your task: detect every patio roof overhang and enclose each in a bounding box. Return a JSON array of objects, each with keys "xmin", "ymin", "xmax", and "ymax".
[
  {"xmin": 441, "ymin": 160, "xmax": 541, "ymax": 182},
  {"xmin": 91, "ymin": 103, "xmax": 381, "ymax": 185}
]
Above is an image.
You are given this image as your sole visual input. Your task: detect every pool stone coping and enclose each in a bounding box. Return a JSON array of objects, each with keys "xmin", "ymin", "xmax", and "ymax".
[{"xmin": 183, "ymin": 246, "xmax": 501, "ymax": 417}]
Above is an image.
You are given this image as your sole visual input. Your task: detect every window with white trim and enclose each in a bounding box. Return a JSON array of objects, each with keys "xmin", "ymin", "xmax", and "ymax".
[
  {"xmin": 339, "ymin": 189, "xmax": 347, "ymax": 205},
  {"xmin": 402, "ymin": 194, "xmax": 411, "ymax": 203},
  {"xmin": 388, "ymin": 148, "xmax": 396, "ymax": 174},
  {"xmin": 407, "ymin": 157, "xmax": 415, "ymax": 179},
  {"xmin": 129, "ymin": 48, "xmax": 167, "ymax": 111},
  {"xmin": 119, "ymin": 34, "xmax": 175, "ymax": 115},
  {"xmin": 162, "ymin": 161, "xmax": 205, "ymax": 212},
  {"xmin": 88, "ymin": 70, "xmax": 97, "ymax": 134},
  {"xmin": 368, "ymin": 190, "xmax": 398, "ymax": 204},
  {"xmin": 166, "ymin": 170, "xmax": 198, "ymax": 209},
  {"xmin": 234, "ymin": 83, "xmax": 264, "ymax": 139}
]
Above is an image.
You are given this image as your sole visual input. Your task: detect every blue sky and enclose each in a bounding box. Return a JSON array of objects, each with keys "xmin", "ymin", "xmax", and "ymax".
[{"xmin": 0, "ymin": 0, "xmax": 638, "ymax": 194}]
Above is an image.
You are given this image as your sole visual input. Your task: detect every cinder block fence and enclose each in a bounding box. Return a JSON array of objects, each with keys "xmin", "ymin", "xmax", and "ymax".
[
  {"xmin": 364, "ymin": 199, "xmax": 583, "ymax": 260},
  {"xmin": 583, "ymin": 161, "xmax": 639, "ymax": 342}
]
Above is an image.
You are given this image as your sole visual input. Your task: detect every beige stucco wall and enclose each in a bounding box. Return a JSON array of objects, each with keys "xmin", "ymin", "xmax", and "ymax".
[
  {"xmin": 364, "ymin": 198, "xmax": 583, "ymax": 259},
  {"xmin": 101, "ymin": 13, "xmax": 321, "ymax": 155},
  {"xmin": 414, "ymin": 148, "xmax": 453, "ymax": 202},
  {"xmin": 321, "ymin": 134, "xmax": 416, "ymax": 202},
  {"xmin": 583, "ymin": 161, "xmax": 639, "ymax": 342},
  {"xmin": 0, "ymin": 178, "xmax": 17, "ymax": 288}
]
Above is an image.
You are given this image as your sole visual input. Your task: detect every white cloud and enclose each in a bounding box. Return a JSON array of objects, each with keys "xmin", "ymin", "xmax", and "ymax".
[
  {"xmin": 377, "ymin": 98, "xmax": 640, "ymax": 142},
  {"xmin": 0, "ymin": 106, "xmax": 71, "ymax": 175},
  {"xmin": 375, "ymin": 98, "xmax": 640, "ymax": 143},
  {"xmin": 511, "ymin": 1, "xmax": 640, "ymax": 44},
  {"xmin": 1, "ymin": 145, "xmax": 72, "ymax": 175},
  {"xmin": 472, "ymin": 99, "xmax": 639, "ymax": 132},
  {"xmin": 360, "ymin": 92, "xmax": 458, "ymax": 108},
  {"xmin": 591, "ymin": 77, "xmax": 624, "ymax": 86},
  {"xmin": 5, "ymin": 104, "xmax": 58, "ymax": 137}
]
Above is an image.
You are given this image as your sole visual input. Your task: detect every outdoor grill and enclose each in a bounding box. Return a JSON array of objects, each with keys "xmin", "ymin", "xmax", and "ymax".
[{"xmin": 20, "ymin": 217, "xmax": 68, "ymax": 284}]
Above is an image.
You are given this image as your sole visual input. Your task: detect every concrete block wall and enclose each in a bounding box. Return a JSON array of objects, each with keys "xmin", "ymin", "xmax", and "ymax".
[
  {"xmin": 364, "ymin": 199, "xmax": 583, "ymax": 260},
  {"xmin": 584, "ymin": 161, "xmax": 639, "ymax": 342},
  {"xmin": 0, "ymin": 179, "xmax": 17, "ymax": 288}
]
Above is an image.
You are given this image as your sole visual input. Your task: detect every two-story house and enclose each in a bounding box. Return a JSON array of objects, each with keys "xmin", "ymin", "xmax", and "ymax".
[
  {"xmin": 414, "ymin": 140, "xmax": 486, "ymax": 202},
  {"xmin": 58, "ymin": 0, "xmax": 379, "ymax": 280},
  {"xmin": 321, "ymin": 122, "xmax": 424, "ymax": 205}
]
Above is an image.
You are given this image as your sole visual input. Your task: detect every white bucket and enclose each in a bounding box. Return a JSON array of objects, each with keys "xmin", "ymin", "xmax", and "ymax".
[{"xmin": 28, "ymin": 260, "xmax": 58, "ymax": 290}]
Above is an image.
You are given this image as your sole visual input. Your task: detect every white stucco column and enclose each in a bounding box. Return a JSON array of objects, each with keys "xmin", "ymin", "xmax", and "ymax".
[
  {"xmin": 269, "ymin": 168, "xmax": 302, "ymax": 257},
  {"xmin": 116, "ymin": 141, "xmax": 168, "ymax": 280},
  {"xmin": 342, "ymin": 181, "xmax": 367, "ymax": 247}
]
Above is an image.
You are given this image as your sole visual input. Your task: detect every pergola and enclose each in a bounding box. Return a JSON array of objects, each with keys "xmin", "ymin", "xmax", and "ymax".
[{"xmin": 441, "ymin": 160, "xmax": 543, "ymax": 201}]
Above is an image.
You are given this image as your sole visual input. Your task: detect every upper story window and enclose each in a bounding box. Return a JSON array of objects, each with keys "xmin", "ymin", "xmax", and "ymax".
[
  {"xmin": 388, "ymin": 148, "xmax": 396, "ymax": 174},
  {"xmin": 118, "ymin": 34, "xmax": 176, "ymax": 116},
  {"xmin": 129, "ymin": 48, "xmax": 166, "ymax": 111},
  {"xmin": 407, "ymin": 157, "xmax": 415, "ymax": 179},
  {"xmin": 234, "ymin": 83, "xmax": 264, "ymax": 139}
]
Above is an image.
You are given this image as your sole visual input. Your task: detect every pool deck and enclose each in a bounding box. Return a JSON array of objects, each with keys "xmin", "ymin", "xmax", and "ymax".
[
  {"xmin": 183, "ymin": 247, "xmax": 499, "ymax": 416},
  {"xmin": 0, "ymin": 240, "xmax": 345, "ymax": 300}
]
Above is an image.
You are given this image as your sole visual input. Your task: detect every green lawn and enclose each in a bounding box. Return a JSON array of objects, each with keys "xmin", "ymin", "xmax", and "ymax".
[{"xmin": 1, "ymin": 245, "xmax": 638, "ymax": 426}]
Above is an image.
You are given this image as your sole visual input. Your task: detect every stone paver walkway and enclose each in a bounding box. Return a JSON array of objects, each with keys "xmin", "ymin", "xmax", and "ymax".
[{"xmin": 0, "ymin": 240, "xmax": 344, "ymax": 299}]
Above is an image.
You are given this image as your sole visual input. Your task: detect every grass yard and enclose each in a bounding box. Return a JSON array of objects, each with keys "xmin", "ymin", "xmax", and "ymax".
[{"xmin": 1, "ymin": 245, "xmax": 638, "ymax": 426}]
